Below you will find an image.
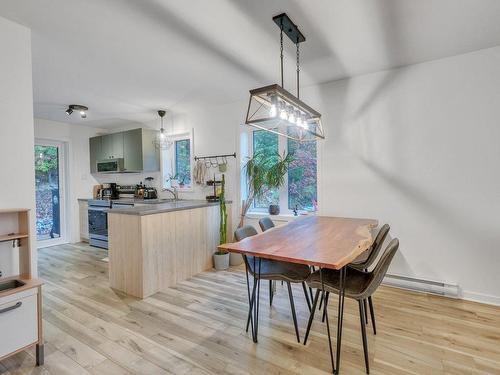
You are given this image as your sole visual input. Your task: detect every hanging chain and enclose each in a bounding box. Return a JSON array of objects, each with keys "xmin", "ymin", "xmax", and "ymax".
[
  {"xmin": 296, "ymin": 40, "xmax": 300, "ymax": 99},
  {"xmin": 280, "ymin": 24, "xmax": 284, "ymax": 88}
]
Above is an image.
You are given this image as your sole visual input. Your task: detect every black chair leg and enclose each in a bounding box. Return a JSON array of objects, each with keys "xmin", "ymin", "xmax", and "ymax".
[
  {"xmin": 358, "ymin": 300, "xmax": 370, "ymax": 374},
  {"xmin": 302, "ymin": 282, "xmax": 312, "ymax": 312},
  {"xmin": 286, "ymin": 282, "xmax": 300, "ymax": 343},
  {"xmin": 269, "ymin": 280, "xmax": 274, "ymax": 306},
  {"xmin": 318, "ymin": 291, "xmax": 324, "ymax": 310},
  {"xmin": 368, "ymin": 296, "xmax": 376, "ymax": 335},
  {"xmin": 363, "ymin": 299, "xmax": 368, "ymax": 325},
  {"xmin": 322, "ymin": 291, "xmax": 330, "ymax": 323}
]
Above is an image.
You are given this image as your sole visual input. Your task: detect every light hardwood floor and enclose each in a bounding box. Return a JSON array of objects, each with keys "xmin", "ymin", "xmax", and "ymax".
[{"xmin": 1, "ymin": 242, "xmax": 500, "ymax": 374}]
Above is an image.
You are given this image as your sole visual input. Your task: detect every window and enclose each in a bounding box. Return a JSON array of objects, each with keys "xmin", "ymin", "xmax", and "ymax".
[
  {"xmin": 162, "ymin": 131, "xmax": 193, "ymax": 190},
  {"xmin": 252, "ymin": 130, "xmax": 279, "ymax": 208},
  {"xmin": 246, "ymin": 129, "xmax": 318, "ymax": 213},
  {"xmin": 175, "ymin": 139, "xmax": 191, "ymax": 188}
]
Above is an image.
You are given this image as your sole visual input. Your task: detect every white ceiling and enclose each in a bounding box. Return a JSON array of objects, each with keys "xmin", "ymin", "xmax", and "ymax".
[{"xmin": 2, "ymin": 0, "xmax": 500, "ymax": 128}]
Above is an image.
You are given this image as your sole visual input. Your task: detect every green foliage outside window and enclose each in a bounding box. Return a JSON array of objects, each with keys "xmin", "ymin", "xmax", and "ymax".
[{"xmin": 175, "ymin": 139, "xmax": 191, "ymax": 187}]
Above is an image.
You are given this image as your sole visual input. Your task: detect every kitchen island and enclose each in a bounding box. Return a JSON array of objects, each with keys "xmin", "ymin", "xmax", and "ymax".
[{"xmin": 108, "ymin": 200, "xmax": 231, "ymax": 298}]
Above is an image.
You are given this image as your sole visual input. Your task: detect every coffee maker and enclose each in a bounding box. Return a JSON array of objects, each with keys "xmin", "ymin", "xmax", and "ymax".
[{"xmin": 101, "ymin": 183, "xmax": 119, "ymax": 199}]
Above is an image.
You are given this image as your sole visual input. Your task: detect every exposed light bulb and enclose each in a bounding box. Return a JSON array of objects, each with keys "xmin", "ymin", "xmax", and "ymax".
[
  {"xmin": 80, "ymin": 111, "xmax": 85, "ymax": 115},
  {"xmin": 280, "ymin": 108, "xmax": 287, "ymax": 120},
  {"xmin": 160, "ymin": 130, "xmax": 166, "ymax": 139},
  {"xmin": 269, "ymin": 104, "xmax": 277, "ymax": 117},
  {"xmin": 81, "ymin": 112, "xmax": 87, "ymax": 119}
]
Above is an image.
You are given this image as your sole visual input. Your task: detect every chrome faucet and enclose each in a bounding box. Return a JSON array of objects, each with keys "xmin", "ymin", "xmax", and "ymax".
[{"xmin": 162, "ymin": 187, "xmax": 179, "ymax": 201}]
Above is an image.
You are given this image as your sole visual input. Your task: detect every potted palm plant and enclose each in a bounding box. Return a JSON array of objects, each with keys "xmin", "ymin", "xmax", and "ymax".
[
  {"xmin": 213, "ymin": 174, "xmax": 230, "ymax": 270},
  {"xmin": 238, "ymin": 151, "xmax": 294, "ymax": 228}
]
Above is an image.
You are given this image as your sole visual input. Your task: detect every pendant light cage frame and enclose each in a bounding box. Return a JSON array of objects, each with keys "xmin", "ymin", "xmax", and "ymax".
[
  {"xmin": 244, "ymin": 13, "xmax": 324, "ymax": 143},
  {"xmin": 245, "ymin": 84, "xmax": 324, "ymax": 142},
  {"xmin": 153, "ymin": 109, "xmax": 173, "ymax": 150}
]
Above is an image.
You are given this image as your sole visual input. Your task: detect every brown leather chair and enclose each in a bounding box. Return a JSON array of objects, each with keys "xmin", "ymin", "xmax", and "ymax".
[
  {"xmin": 305, "ymin": 238, "xmax": 399, "ymax": 374},
  {"xmin": 235, "ymin": 225, "xmax": 311, "ymax": 343}
]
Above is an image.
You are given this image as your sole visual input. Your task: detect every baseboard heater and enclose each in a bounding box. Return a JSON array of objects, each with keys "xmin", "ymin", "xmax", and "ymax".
[{"xmin": 383, "ymin": 274, "xmax": 459, "ymax": 298}]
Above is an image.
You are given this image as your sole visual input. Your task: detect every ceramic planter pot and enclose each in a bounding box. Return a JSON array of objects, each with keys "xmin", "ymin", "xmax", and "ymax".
[
  {"xmin": 269, "ymin": 204, "xmax": 280, "ymax": 215},
  {"xmin": 213, "ymin": 252, "xmax": 230, "ymax": 270},
  {"xmin": 229, "ymin": 252, "xmax": 243, "ymax": 266}
]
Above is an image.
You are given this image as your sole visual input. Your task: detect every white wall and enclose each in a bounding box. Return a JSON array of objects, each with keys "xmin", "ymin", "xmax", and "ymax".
[
  {"xmin": 0, "ymin": 17, "xmax": 36, "ymax": 276},
  {"xmin": 34, "ymin": 118, "xmax": 105, "ymax": 242},
  {"xmin": 181, "ymin": 46, "xmax": 500, "ymax": 305},
  {"xmin": 307, "ymin": 46, "xmax": 500, "ymax": 304}
]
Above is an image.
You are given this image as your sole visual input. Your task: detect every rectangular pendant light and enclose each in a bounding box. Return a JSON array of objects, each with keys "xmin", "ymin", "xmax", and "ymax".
[
  {"xmin": 245, "ymin": 84, "xmax": 324, "ymax": 142},
  {"xmin": 245, "ymin": 13, "xmax": 325, "ymax": 143}
]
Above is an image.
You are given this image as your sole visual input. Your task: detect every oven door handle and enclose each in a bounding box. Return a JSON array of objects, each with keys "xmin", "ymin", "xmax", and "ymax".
[{"xmin": 88, "ymin": 206, "xmax": 109, "ymax": 212}]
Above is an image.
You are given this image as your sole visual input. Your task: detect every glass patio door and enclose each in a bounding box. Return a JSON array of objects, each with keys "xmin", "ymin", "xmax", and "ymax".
[{"xmin": 34, "ymin": 140, "xmax": 66, "ymax": 246}]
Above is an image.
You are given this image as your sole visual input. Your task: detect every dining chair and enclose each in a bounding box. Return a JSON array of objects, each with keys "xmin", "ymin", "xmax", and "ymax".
[
  {"xmin": 235, "ymin": 225, "xmax": 312, "ymax": 343},
  {"xmin": 258, "ymin": 217, "xmax": 277, "ymax": 305},
  {"xmin": 304, "ymin": 238, "xmax": 399, "ymax": 374},
  {"xmin": 347, "ymin": 223, "xmax": 390, "ymax": 333},
  {"xmin": 258, "ymin": 217, "xmax": 275, "ymax": 232}
]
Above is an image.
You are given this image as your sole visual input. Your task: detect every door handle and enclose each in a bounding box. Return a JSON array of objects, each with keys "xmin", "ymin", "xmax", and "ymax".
[{"xmin": 0, "ymin": 301, "xmax": 22, "ymax": 314}]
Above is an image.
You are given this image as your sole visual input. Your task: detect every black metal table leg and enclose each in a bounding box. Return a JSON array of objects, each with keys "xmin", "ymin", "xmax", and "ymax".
[
  {"xmin": 303, "ymin": 289, "xmax": 321, "ymax": 345},
  {"xmin": 253, "ymin": 258, "xmax": 262, "ymax": 342},
  {"xmin": 244, "ymin": 260, "xmax": 254, "ymax": 337},
  {"xmin": 335, "ymin": 266, "xmax": 347, "ymax": 374},
  {"xmin": 320, "ymin": 268, "xmax": 335, "ymax": 374}
]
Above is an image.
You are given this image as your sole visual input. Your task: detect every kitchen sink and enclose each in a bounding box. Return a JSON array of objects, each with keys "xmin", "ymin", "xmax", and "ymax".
[{"xmin": 0, "ymin": 279, "xmax": 25, "ymax": 293}]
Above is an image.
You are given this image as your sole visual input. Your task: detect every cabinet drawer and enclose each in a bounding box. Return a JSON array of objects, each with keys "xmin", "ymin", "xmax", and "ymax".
[{"xmin": 0, "ymin": 292, "xmax": 38, "ymax": 358}]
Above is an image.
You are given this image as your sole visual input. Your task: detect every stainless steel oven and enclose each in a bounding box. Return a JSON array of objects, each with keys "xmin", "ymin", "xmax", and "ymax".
[{"xmin": 88, "ymin": 200, "xmax": 111, "ymax": 249}]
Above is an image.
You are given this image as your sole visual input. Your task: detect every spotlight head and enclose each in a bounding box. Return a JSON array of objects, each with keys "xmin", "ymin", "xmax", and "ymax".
[{"xmin": 66, "ymin": 104, "xmax": 88, "ymax": 118}]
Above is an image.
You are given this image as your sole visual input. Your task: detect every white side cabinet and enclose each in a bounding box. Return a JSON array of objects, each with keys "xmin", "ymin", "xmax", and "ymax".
[
  {"xmin": 0, "ymin": 288, "xmax": 39, "ymax": 359},
  {"xmin": 79, "ymin": 200, "xmax": 89, "ymax": 242}
]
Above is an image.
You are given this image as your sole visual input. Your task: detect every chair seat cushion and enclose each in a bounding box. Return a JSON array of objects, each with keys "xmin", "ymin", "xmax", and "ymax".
[
  {"xmin": 246, "ymin": 256, "xmax": 311, "ymax": 282},
  {"xmin": 306, "ymin": 268, "xmax": 371, "ymax": 300}
]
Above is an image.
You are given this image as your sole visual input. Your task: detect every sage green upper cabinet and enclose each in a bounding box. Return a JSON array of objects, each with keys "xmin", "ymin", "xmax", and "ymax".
[
  {"xmin": 89, "ymin": 128, "xmax": 159, "ymax": 173},
  {"xmin": 101, "ymin": 133, "xmax": 123, "ymax": 159},
  {"xmin": 89, "ymin": 136, "xmax": 102, "ymax": 173},
  {"xmin": 123, "ymin": 129, "xmax": 142, "ymax": 171}
]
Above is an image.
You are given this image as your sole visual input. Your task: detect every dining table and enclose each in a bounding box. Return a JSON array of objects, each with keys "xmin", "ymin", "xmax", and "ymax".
[{"xmin": 218, "ymin": 215, "xmax": 378, "ymax": 374}]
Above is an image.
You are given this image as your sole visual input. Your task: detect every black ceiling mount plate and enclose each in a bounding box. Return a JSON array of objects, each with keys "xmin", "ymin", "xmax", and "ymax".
[{"xmin": 272, "ymin": 13, "xmax": 305, "ymax": 44}]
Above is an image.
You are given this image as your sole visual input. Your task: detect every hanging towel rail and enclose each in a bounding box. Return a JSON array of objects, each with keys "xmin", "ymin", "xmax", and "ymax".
[{"xmin": 194, "ymin": 152, "xmax": 236, "ymax": 161}]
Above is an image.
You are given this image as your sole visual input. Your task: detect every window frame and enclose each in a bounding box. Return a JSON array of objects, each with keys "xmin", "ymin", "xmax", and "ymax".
[
  {"xmin": 243, "ymin": 127, "xmax": 318, "ymax": 215},
  {"xmin": 161, "ymin": 130, "xmax": 194, "ymax": 192}
]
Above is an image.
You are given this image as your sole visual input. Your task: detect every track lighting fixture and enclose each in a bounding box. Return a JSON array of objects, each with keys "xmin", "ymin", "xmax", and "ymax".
[{"xmin": 65, "ymin": 104, "xmax": 88, "ymax": 119}]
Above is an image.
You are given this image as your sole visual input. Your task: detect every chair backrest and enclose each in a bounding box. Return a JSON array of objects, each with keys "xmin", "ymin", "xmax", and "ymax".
[
  {"xmin": 363, "ymin": 238, "xmax": 399, "ymax": 297},
  {"xmin": 234, "ymin": 225, "xmax": 258, "ymax": 241},
  {"xmin": 258, "ymin": 217, "xmax": 275, "ymax": 232},
  {"xmin": 363, "ymin": 224, "xmax": 390, "ymax": 269},
  {"xmin": 233, "ymin": 225, "xmax": 258, "ymax": 272}
]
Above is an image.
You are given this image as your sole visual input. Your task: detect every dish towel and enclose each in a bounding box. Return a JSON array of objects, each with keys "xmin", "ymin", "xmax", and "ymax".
[{"xmin": 194, "ymin": 160, "xmax": 208, "ymax": 185}]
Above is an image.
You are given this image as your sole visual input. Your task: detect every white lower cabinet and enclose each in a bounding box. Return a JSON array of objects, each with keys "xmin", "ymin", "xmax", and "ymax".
[{"xmin": 0, "ymin": 289, "xmax": 38, "ymax": 358}]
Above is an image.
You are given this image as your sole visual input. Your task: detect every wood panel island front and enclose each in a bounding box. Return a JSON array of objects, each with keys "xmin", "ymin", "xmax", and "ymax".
[{"xmin": 108, "ymin": 200, "xmax": 231, "ymax": 298}]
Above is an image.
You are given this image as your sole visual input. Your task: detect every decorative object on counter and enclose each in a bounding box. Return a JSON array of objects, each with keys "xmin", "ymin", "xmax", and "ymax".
[
  {"xmin": 214, "ymin": 175, "xmax": 230, "ymax": 270},
  {"xmin": 65, "ymin": 104, "xmax": 88, "ymax": 119},
  {"xmin": 244, "ymin": 13, "xmax": 324, "ymax": 142},
  {"xmin": 269, "ymin": 204, "xmax": 280, "ymax": 215},
  {"xmin": 239, "ymin": 151, "xmax": 293, "ymax": 227},
  {"xmin": 153, "ymin": 110, "xmax": 173, "ymax": 150},
  {"xmin": 206, "ymin": 174, "xmax": 222, "ymax": 202}
]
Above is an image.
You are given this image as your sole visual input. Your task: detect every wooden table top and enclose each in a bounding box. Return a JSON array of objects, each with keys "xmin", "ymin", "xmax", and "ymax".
[{"xmin": 219, "ymin": 216, "xmax": 378, "ymax": 270}]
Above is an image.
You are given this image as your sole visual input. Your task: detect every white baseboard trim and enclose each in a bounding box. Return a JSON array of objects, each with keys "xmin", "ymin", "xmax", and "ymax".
[
  {"xmin": 383, "ymin": 274, "xmax": 500, "ymax": 307},
  {"xmin": 461, "ymin": 291, "xmax": 500, "ymax": 307},
  {"xmin": 383, "ymin": 273, "xmax": 459, "ymax": 298}
]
